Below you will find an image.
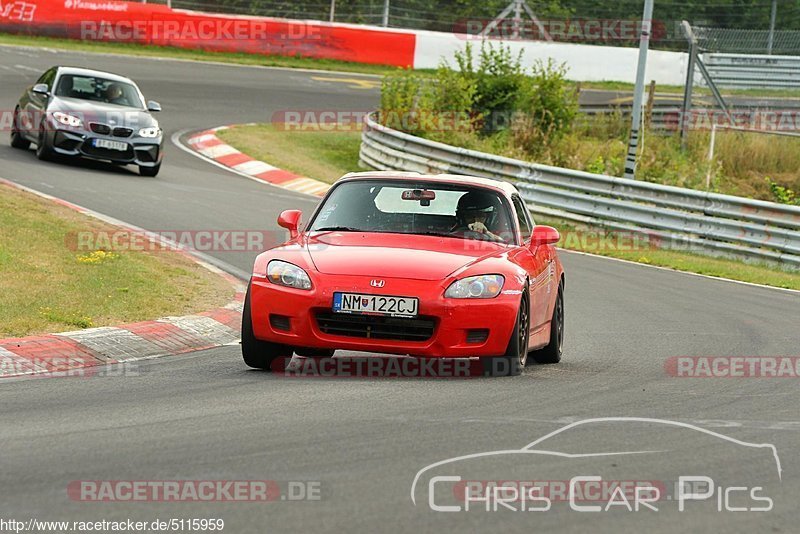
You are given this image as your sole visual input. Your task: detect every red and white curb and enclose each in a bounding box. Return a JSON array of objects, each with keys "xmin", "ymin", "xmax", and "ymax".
[
  {"xmin": 186, "ymin": 126, "xmax": 331, "ymax": 197},
  {"xmin": 0, "ymin": 178, "xmax": 246, "ymax": 380}
]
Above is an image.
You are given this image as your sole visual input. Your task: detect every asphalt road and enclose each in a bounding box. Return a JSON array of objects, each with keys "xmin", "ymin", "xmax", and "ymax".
[{"xmin": 1, "ymin": 45, "xmax": 799, "ymax": 533}]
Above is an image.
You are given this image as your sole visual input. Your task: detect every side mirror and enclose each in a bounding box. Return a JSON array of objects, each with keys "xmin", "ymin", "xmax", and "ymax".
[
  {"xmin": 530, "ymin": 225, "xmax": 560, "ymax": 248},
  {"xmin": 277, "ymin": 209, "xmax": 302, "ymax": 239},
  {"xmin": 32, "ymin": 83, "xmax": 49, "ymax": 96},
  {"xmin": 147, "ymin": 100, "xmax": 162, "ymax": 112}
]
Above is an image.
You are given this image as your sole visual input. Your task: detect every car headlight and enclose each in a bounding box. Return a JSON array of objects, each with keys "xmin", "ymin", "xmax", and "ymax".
[
  {"xmin": 445, "ymin": 274, "xmax": 504, "ymax": 299},
  {"xmin": 267, "ymin": 260, "xmax": 312, "ymax": 290},
  {"xmin": 52, "ymin": 112, "xmax": 82, "ymax": 128},
  {"xmin": 138, "ymin": 127, "xmax": 161, "ymax": 138}
]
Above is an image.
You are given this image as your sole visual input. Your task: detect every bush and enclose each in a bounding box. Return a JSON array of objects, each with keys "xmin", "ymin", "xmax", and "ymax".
[
  {"xmin": 451, "ymin": 43, "xmax": 527, "ymax": 134},
  {"xmin": 511, "ymin": 59, "xmax": 579, "ymax": 154},
  {"xmin": 380, "ymin": 69, "xmax": 424, "ymax": 134}
]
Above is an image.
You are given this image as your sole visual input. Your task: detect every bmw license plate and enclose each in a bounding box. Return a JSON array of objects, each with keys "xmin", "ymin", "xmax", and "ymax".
[
  {"xmin": 93, "ymin": 139, "xmax": 127, "ymax": 151},
  {"xmin": 333, "ymin": 292, "xmax": 418, "ymax": 317}
]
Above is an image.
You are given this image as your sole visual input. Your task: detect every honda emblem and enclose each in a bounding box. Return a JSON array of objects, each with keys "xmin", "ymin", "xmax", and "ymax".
[{"xmin": 370, "ymin": 279, "xmax": 385, "ymax": 288}]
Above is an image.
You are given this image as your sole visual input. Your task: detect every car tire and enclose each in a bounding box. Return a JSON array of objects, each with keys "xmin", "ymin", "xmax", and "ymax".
[
  {"xmin": 481, "ymin": 290, "xmax": 529, "ymax": 377},
  {"xmin": 35, "ymin": 121, "xmax": 54, "ymax": 161},
  {"xmin": 531, "ymin": 281, "xmax": 564, "ymax": 364},
  {"xmin": 241, "ymin": 283, "xmax": 292, "ymax": 370},
  {"xmin": 139, "ymin": 163, "xmax": 160, "ymax": 177},
  {"xmin": 10, "ymin": 108, "xmax": 30, "ymax": 150}
]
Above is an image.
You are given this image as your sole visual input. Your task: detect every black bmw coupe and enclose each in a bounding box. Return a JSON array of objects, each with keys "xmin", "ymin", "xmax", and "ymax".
[{"xmin": 11, "ymin": 66, "xmax": 164, "ymax": 177}]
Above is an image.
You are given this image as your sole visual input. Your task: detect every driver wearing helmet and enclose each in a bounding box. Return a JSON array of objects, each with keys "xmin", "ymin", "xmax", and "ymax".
[
  {"xmin": 104, "ymin": 83, "xmax": 127, "ymax": 105},
  {"xmin": 452, "ymin": 190, "xmax": 506, "ymax": 243}
]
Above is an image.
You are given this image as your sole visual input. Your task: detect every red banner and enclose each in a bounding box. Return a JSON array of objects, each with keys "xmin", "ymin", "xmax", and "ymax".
[{"xmin": 0, "ymin": 0, "xmax": 416, "ymax": 67}]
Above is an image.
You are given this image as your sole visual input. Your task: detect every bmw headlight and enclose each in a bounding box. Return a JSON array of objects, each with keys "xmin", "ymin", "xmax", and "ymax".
[
  {"xmin": 53, "ymin": 111, "xmax": 83, "ymax": 128},
  {"xmin": 445, "ymin": 274, "xmax": 504, "ymax": 299},
  {"xmin": 267, "ymin": 260, "xmax": 312, "ymax": 290},
  {"xmin": 138, "ymin": 127, "xmax": 161, "ymax": 138}
]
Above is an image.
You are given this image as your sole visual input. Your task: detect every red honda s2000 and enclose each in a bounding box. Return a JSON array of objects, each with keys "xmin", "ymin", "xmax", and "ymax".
[{"xmin": 242, "ymin": 171, "xmax": 565, "ymax": 376}]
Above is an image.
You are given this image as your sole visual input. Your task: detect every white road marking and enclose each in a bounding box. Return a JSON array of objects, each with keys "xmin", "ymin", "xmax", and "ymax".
[{"xmin": 13, "ymin": 64, "xmax": 41, "ymax": 73}]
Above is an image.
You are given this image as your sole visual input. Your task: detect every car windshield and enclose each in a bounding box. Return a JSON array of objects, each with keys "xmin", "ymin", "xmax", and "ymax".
[
  {"xmin": 309, "ymin": 180, "xmax": 516, "ymax": 244},
  {"xmin": 53, "ymin": 74, "xmax": 144, "ymax": 108}
]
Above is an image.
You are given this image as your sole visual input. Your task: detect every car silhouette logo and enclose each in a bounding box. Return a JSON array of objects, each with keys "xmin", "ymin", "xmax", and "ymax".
[{"xmin": 370, "ymin": 279, "xmax": 385, "ymax": 288}]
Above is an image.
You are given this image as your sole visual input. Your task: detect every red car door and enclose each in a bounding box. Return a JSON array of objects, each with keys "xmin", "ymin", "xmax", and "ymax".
[{"xmin": 510, "ymin": 195, "xmax": 550, "ymax": 330}]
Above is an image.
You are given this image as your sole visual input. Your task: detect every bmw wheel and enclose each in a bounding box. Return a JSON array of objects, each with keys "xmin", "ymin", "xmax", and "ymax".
[{"xmin": 10, "ymin": 108, "xmax": 30, "ymax": 150}]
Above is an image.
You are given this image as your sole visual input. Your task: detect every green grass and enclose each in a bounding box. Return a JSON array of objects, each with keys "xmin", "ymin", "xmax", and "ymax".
[
  {"xmin": 0, "ymin": 184, "xmax": 233, "ymax": 337},
  {"xmin": 218, "ymin": 123, "xmax": 800, "ymax": 289},
  {"xmin": 217, "ymin": 123, "xmax": 363, "ymax": 184},
  {"xmin": 0, "ymin": 33, "xmax": 403, "ymax": 76}
]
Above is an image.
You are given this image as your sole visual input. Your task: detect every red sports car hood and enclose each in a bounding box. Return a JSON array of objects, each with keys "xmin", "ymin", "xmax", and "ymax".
[{"xmin": 306, "ymin": 232, "xmax": 506, "ymax": 281}]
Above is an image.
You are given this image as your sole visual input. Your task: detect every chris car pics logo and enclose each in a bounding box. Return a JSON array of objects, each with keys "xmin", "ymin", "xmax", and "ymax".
[{"xmin": 411, "ymin": 417, "xmax": 781, "ymax": 513}]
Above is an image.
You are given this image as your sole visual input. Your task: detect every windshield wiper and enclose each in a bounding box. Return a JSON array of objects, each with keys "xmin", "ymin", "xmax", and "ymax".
[{"xmin": 313, "ymin": 226, "xmax": 363, "ymax": 232}]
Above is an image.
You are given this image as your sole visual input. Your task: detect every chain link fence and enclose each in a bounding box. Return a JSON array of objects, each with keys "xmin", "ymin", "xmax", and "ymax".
[
  {"xmin": 161, "ymin": 0, "xmax": 800, "ymax": 51},
  {"xmin": 694, "ymin": 26, "xmax": 800, "ymax": 55}
]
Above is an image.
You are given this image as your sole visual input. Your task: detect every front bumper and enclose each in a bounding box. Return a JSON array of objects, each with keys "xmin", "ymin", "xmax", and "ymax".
[
  {"xmin": 48, "ymin": 128, "xmax": 163, "ymax": 167},
  {"xmin": 249, "ymin": 274, "xmax": 520, "ymax": 358}
]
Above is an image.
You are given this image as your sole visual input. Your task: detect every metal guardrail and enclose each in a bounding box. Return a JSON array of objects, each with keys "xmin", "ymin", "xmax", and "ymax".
[
  {"xmin": 701, "ymin": 53, "xmax": 800, "ymax": 90},
  {"xmin": 579, "ymin": 106, "xmax": 682, "ymax": 131},
  {"xmin": 359, "ymin": 112, "xmax": 800, "ymax": 267}
]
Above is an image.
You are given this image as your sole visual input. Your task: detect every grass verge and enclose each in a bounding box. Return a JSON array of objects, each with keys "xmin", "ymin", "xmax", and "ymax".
[
  {"xmin": 217, "ymin": 122, "xmax": 800, "ymax": 290},
  {"xmin": 0, "ymin": 183, "xmax": 234, "ymax": 337},
  {"xmin": 0, "ymin": 33, "xmax": 400, "ymax": 76},
  {"xmin": 217, "ymin": 123, "xmax": 362, "ymax": 184}
]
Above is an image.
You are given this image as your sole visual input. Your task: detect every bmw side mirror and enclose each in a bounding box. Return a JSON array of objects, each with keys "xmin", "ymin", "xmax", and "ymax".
[
  {"xmin": 32, "ymin": 83, "xmax": 49, "ymax": 96},
  {"xmin": 530, "ymin": 225, "xmax": 560, "ymax": 248},
  {"xmin": 278, "ymin": 210, "xmax": 302, "ymax": 239},
  {"xmin": 147, "ymin": 100, "xmax": 162, "ymax": 112}
]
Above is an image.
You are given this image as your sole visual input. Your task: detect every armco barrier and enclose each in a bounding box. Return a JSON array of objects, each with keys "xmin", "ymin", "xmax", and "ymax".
[
  {"xmin": 360, "ymin": 112, "xmax": 800, "ymax": 267},
  {"xmin": 702, "ymin": 53, "xmax": 800, "ymax": 90},
  {"xmin": 0, "ymin": 0, "xmax": 416, "ymax": 67}
]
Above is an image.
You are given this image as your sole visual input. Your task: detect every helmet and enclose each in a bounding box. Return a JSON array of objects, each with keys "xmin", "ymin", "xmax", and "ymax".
[
  {"xmin": 456, "ymin": 190, "xmax": 499, "ymax": 225},
  {"xmin": 106, "ymin": 83, "xmax": 123, "ymax": 100}
]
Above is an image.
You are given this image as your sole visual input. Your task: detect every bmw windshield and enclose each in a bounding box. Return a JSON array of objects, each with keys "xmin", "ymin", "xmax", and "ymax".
[{"xmin": 54, "ymin": 74, "xmax": 144, "ymax": 108}]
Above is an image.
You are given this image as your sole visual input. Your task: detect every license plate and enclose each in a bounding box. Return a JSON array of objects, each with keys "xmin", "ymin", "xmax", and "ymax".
[
  {"xmin": 93, "ymin": 139, "xmax": 127, "ymax": 151},
  {"xmin": 333, "ymin": 292, "xmax": 418, "ymax": 317}
]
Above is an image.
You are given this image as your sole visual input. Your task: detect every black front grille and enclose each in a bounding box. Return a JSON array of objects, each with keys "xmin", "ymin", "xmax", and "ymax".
[
  {"xmin": 316, "ymin": 312, "xmax": 435, "ymax": 342},
  {"xmin": 134, "ymin": 145, "xmax": 159, "ymax": 163},
  {"xmin": 89, "ymin": 123, "xmax": 110, "ymax": 135},
  {"xmin": 112, "ymin": 127, "xmax": 133, "ymax": 138}
]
